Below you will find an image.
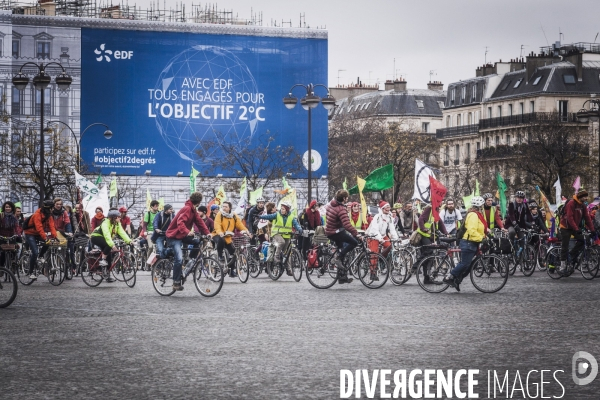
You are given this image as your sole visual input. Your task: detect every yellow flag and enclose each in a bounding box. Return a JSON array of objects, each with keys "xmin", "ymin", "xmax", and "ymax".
[
  {"xmin": 215, "ymin": 185, "xmax": 227, "ymax": 205},
  {"xmin": 146, "ymin": 188, "xmax": 151, "ymax": 210},
  {"xmin": 158, "ymin": 198, "xmax": 164, "ymax": 211},
  {"xmin": 279, "ymin": 188, "xmax": 298, "ymax": 217},
  {"xmin": 357, "ymin": 176, "xmax": 367, "ymax": 225}
]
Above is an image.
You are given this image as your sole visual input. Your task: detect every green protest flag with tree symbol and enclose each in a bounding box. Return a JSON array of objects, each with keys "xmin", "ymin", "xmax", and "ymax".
[
  {"xmin": 348, "ymin": 164, "xmax": 394, "ymax": 194},
  {"xmin": 496, "ymin": 173, "xmax": 508, "ymax": 218},
  {"xmin": 190, "ymin": 165, "xmax": 199, "ymax": 194},
  {"xmin": 109, "ymin": 178, "xmax": 118, "ymax": 198}
]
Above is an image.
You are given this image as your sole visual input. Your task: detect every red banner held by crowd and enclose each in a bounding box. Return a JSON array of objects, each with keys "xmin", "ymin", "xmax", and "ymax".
[{"xmin": 429, "ymin": 175, "xmax": 447, "ymax": 222}]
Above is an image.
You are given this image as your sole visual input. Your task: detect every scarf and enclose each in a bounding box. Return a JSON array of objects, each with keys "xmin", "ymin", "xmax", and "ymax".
[
  {"xmin": 221, "ymin": 211, "xmax": 234, "ymax": 219},
  {"xmin": 94, "ymin": 211, "xmax": 104, "ymax": 220},
  {"xmin": 474, "ymin": 210, "xmax": 489, "ymax": 234},
  {"xmin": 351, "ymin": 211, "xmax": 360, "ymax": 224},
  {"xmin": 52, "ymin": 208, "xmax": 64, "ymax": 216},
  {"xmin": 1, "ymin": 211, "xmax": 17, "ymax": 229},
  {"xmin": 305, "ymin": 207, "xmax": 320, "ymax": 229}
]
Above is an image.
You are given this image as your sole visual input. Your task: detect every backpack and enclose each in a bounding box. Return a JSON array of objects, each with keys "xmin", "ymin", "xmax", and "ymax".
[
  {"xmin": 558, "ymin": 199, "xmax": 571, "ymax": 219},
  {"xmin": 23, "ymin": 212, "xmax": 49, "ymax": 231},
  {"xmin": 455, "ymin": 212, "xmax": 469, "ymax": 241}
]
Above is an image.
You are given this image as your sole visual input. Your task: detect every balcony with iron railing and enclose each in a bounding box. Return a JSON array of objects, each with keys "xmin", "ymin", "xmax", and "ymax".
[
  {"xmin": 436, "ymin": 124, "xmax": 479, "ymax": 139},
  {"xmin": 479, "ymin": 112, "xmax": 580, "ymax": 130}
]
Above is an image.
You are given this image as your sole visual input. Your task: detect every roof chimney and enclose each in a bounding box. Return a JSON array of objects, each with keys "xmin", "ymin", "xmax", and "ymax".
[
  {"xmin": 427, "ymin": 81, "xmax": 443, "ymax": 91},
  {"xmin": 393, "ymin": 78, "xmax": 407, "ymax": 92},
  {"xmin": 384, "ymin": 80, "xmax": 394, "ymax": 90}
]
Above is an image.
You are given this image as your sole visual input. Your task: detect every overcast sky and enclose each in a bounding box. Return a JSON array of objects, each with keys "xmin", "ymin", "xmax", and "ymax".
[{"xmin": 137, "ymin": 0, "xmax": 599, "ymax": 90}]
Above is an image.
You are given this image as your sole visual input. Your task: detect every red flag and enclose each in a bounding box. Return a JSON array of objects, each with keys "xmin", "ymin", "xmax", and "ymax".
[{"xmin": 429, "ymin": 175, "xmax": 447, "ymax": 222}]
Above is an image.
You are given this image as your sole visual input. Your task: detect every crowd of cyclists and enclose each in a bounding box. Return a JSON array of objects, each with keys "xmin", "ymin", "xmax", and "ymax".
[{"xmin": 0, "ymin": 183, "xmax": 599, "ymax": 307}]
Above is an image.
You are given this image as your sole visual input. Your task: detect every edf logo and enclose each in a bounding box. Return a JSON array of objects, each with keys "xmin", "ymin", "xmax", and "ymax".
[{"xmin": 94, "ymin": 44, "xmax": 133, "ymax": 62}]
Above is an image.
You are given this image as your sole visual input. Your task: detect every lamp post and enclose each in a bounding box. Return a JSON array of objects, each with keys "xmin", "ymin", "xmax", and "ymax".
[
  {"xmin": 283, "ymin": 83, "xmax": 335, "ymax": 202},
  {"xmin": 576, "ymin": 99, "xmax": 600, "ymax": 195},
  {"xmin": 12, "ymin": 62, "xmax": 72, "ymax": 205},
  {"xmin": 45, "ymin": 120, "xmax": 113, "ymax": 172}
]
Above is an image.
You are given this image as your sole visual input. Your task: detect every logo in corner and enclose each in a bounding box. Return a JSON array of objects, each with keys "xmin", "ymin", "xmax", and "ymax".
[
  {"xmin": 94, "ymin": 44, "xmax": 112, "ymax": 62},
  {"xmin": 572, "ymin": 351, "xmax": 598, "ymax": 386}
]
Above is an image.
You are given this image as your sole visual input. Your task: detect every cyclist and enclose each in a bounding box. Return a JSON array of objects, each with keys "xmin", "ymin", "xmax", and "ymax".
[
  {"xmin": 298, "ymin": 200, "xmax": 322, "ymax": 260},
  {"xmin": 141, "ymin": 200, "xmax": 160, "ymax": 253},
  {"xmin": 165, "ymin": 192, "xmax": 210, "ymax": 291},
  {"xmin": 90, "ymin": 207, "xmax": 105, "ymax": 231},
  {"xmin": 0, "ymin": 201, "xmax": 22, "ymax": 267},
  {"xmin": 212, "ymin": 201, "xmax": 249, "ymax": 277},
  {"xmin": 365, "ymin": 200, "xmax": 398, "ymax": 280},
  {"xmin": 482, "ymin": 193, "xmax": 505, "ymax": 232},
  {"xmin": 90, "ymin": 208, "xmax": 132, "ymax": 282},
  {"xmin": 74, "ymin": 203, "xmax": 92, "ymax": 234},
  {"xmin": 209, "ymin": 204, "xmax": 220, "ymax": 221},
  {"xmin": 246, "ymin": 197, "xmax": 265, "ymax": 238},
  {"xmin": 259, "ymin": 201, "xmax": 303, "ymax": 274},
  {"xmin": 152, "ymin": 204, "xmax": 174, "ymax": 258},
  {"xmin": 415, "ymin": 203, "xmax": 449, "ymax": 283},
  {"xmin": 325, "ymin": 189, "xmax": 358, "ymax": 284},
  {"xmin": 51, "ymin": 198, "xmax": 74, "ymax": 272},
  {"xmin": 443, "ymin": 196, "xmax": 488, "ymax": 292},
  {"xmin": 528, "ymin": 201, "xmax": 549, "ymax": 242},
  {"xmin": 399, "ymin": 203, "xmax": 415, "ymax": 233},
  {"xmin": 505, "ymin": 190, "xmax": 533, "ymax": 253},
  {"xmin": 559, "ymin": 189, "xmax": 595, "ymax": 274},
  {"xmin": 196, "ymin": 206, "xmax": 214, "ymax": 233},
  {"xmin": 24, "ymin": 200, "xmax": 58, "ymax": 280},
  {"xmin": 439, "ymin": 198, "xmax": 462, "ymax": 236},
  {"xmin": 348, "ymin": 202, "xmax": 366, "ymax": 231},
  {"xmin": 119, "ymin": 207, "xmax": 132, "ymax": 236}
]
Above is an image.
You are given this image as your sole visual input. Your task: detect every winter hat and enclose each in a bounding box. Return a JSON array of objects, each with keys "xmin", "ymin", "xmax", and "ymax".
[
  {"xmin": 576, "ymin": 190, "xmax": 589, "ymax": 199},
  {"xmin": 379, "ymin": 200, "xmax": 390, "ymax": 209},
  {"xmin": 164, "ymin": 204, "xmax": 173, "ymax": 211},
  {"xmin": 198, "ymin": 206, "xmax": 208, "ymax": 213},
  {"xmin": 309, "ymin": 200, "xmax": 317, "ymax": 208}
]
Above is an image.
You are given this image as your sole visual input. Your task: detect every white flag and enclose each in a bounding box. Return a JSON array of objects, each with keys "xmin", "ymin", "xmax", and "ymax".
[
  {"xmin": 84, "ymin": 185, "xmax": 110, "ymax": 217},
  {"xmin": 553, "ymin": 176, "xmax": 562, "ymax": 205},
  {"xmin": 74, "ymin": 170, "xmax": 100, "ymax": 199},
  {"xmin": 412, "ymin": 159, "xmax": 436, "ymax": 204},
  {"xmin": 234, "ymin": 188, "xmax": 248, "ymax": 216}
]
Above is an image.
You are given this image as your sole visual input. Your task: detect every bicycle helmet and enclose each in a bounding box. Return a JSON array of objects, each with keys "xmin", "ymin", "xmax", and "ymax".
[
  {"xmin": 515, "ymin": 190, "xmax": 526, "ymax": 198},
  {"xmin": 256, "ymin": 197, "xmax": 265, "ymax": 203},
  {"xmin": 471, "ymin": 196, "xmax": 485, "ymax": 207},
  {"xmin": 107, "ymin": 209, "xmax": 120, "ymax": 218},
  {"xmin": 482, "ymin": 193, "xmax": 493, "ymax": 200},
  {"xmin": 280, "ymin": 201, "xmax": 292, "ymax": 209},
  {"xmin": 43, "ymin": 200, "xmax": 54, "ymax": 208}
]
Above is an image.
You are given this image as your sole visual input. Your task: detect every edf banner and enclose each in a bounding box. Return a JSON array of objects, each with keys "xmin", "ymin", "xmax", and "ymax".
[{"xmin": 81, "ymin": 28, "xmax": 328, "ymax": 177}]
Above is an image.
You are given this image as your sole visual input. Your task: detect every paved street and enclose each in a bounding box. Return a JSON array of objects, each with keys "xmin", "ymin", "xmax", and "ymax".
[{"xmin": 1, "ymin": 270, "xmax": 599, "ymax": 399}]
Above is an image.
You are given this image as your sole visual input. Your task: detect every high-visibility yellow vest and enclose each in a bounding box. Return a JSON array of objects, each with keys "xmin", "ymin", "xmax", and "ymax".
[
  {"xmin": 349, "ymin": 212, "xmax": 362, "ymax": 229},
  {"xmin": 485, "ymin": 206, "xmax": 496, "ymax": 230},
  {"xmin": 272, "ymin": 213, "xmax": 293, "ymax": 239},
  {"xmin": 417, "ymin": 208, "xmax": 434, "ymax": 238}
]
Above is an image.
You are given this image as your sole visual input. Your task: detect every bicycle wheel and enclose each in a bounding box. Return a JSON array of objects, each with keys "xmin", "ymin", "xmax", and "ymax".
[
  {"xmin": 64, "ymin": 249, "xmax": 73, "ymax": 281},
  {"xmin": 248, "ymin": 247, "xmax": 262, "ymax": 278},
  {"xmin": 266, "ymin": 261, "xmax": 284, "ymax": 281},
  {"xmin": 152, "ymin": 259, "xmax": 175, "ymax": 296},
  {"xmin": 121, "ymin": 254, "xmax": 137, "ymax": 288},
  {"xmin": 346, "ymin": 247, "xmax": 361, "ymax": 279},
  {"xmin": 289, "ymin": 249, "xmax": 303, "ymax": 282},
  {"xmin": 357, "ymin": 252, "xmax": 389, "ymax": 289},
  {"xmin": 305, "ymin": 252, "xmax": 338, "ymax": 289},
  {"xmin": 236, "ymin": 251, "xmax": 250, "ymax": 283},
  {"xmin": 45, "ymin": 251, "xmax": 66, "ymax": 286},
  {"xmin": 194, "ymin": 257, "xmax": 224, "ymax": 297},
  {"xmin": 580, "ymin": 247, "xmax": 599, "ymax": 280},
  {"xmin": 537, "ymin": 244, "xmax": 548, "ymax": 271},
  {"xmin": 80, "ymin": 254, "xmax": 103, "ymax": 287},
  {"xmin": 544, "ymin": 247, "xmax": 562, "ymax": 280},
  {"xmin": 0, "ymin": 267, "xmax": 18, "ymax": 308},
  {"xmin": 521, "ymin": 245, "xmax": 536, "ymax": 277},
  {"xmin": 16, "ymin": 251, "xmax": 34, "ymax": 286},
  {"xmin": 388, "ymin": 249, "xmax": 411, "ymax": 286},
  {"xmin": 507, "ymin": 255, "xmax": 517, "ymax": 276},
  {"xmin": 416, "ymin": 254, "xmax": 450, "ymax": 293},
  {"xmin": 470, "ymin": 254, "xmax": 508, "ymax": 293}
]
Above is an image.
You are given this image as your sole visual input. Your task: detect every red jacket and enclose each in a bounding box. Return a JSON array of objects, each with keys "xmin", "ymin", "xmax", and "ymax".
[
  {"xmin": 166, "ymin": 200, "xmax": 210, "ymax": 240},
  {"xmin": 325, "ymin": 199, "xmax": 358, "ymax": 237},
  {"xmin": 561, "ymin": 196, "xmax": 594, "ymax": 231},
  {"xmin": 483, "ymin": 206, "xmax": 504, "ymax": 229},
  {"xmin": 24, "ymin": 209, "xmax": 57, "ymax": 240}
]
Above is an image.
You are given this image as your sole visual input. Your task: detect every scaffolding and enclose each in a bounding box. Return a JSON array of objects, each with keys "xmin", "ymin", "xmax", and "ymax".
[{"xmin": 0, "ymin": 0, "xmax": 323, "ymax": 28}]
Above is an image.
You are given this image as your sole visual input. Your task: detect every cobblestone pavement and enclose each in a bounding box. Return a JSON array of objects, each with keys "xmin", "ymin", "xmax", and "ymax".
[{"xmin": 1, "ymin": 270, "xmax": 599, "ymax": 399}]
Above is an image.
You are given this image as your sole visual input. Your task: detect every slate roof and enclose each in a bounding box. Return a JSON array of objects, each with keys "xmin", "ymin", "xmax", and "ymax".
[{"xmin": 332, "ymin": 88, "xmax": 446, "ymax": 120}]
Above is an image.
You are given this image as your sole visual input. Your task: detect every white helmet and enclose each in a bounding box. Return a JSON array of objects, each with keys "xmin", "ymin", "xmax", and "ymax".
[
  {"xmin": 471, "ymin": 196, "xmax": 485, "ymax": 207},
  {"xmin": 256, "ymin": 197, "xmax": 265, "ymax": 203},
  {"xmin": 281, "ymin": 201, "xmax": 292, "ymax": 209}
]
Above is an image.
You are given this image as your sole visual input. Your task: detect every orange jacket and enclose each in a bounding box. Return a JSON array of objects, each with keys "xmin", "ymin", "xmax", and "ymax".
[{"xmin": 24, "ymin": 209, "xmax": 57, "ymax": 240}]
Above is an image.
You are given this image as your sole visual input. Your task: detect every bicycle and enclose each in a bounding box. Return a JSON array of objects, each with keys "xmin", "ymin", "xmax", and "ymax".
[
  {"xmin": 497, "ymin": 229, "xmax": 536, "ymax": 277},
  {"xmin": 0, "ymin": 235, "xmax": 21, "ymax": 276},
  {"xmin": 416, "ymin": 238, "xmax": 509, "ymax": 293},
  {"xmin": 0, "ymin": 266, "xmax": 17, "ymax": 308},
  {"xmin": 264, "ymin": 234, "xmax": 303, "ymax": 282},
  {"xmin": 79, "ymin": 239, "xmax": 136, "ymax": 288},
  {"xmin": 543, "ymin": 231, "xmax": 599, "ymax": 280},
  {"xmin": 387, "ymin": 237, "xmax": 417, "ymax": 286},
  {"xmin": 221, "ymin": 234, "xmax": 252, "ymax": 283},
  {"xmin": 152, "ymin": 235, "xmax": 224, "ymax": 297},
  {"xmin": 17, "ymin": 238, "xmax": 66, "ymax": 286},
  {"xmin": 305, "ymin": 235, "xmax": 389, "ymax": 289}
]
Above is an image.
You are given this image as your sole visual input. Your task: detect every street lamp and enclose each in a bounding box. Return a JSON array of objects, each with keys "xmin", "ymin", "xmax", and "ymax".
[
  {"xmin": 12, "ymin": 62, "xmax": 72, "ymax": 205},
  {"xmin": 45, "ymin": 121, "xmax": 113, "ymax": 172},
  {"xmin": 576, "ymin": 99, "xmax": 600, "ymax": 194},
  {"xmin": 283, "ymin": 83, "xmax": 335, "ymax": 201}
]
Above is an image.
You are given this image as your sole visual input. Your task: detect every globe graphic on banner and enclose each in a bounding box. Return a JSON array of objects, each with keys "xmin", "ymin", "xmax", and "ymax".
[{"xmin": 152, "ymin": 45, "xmax": 260, "ymax": 164}]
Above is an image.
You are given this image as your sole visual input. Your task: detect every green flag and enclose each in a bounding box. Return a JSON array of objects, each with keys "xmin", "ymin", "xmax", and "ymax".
[
  {"xmin": 249, "ymin": 187, "xmax": 263, "ymax": 206},
  {"xmin": 282, "ymin": 176, "xmax": 291, "ymax": 190},
  {"xmin": 475, "ymin": 179, "xmax": 480, "ymax": 196},
  {"xmin": 348, "ymin": 164, "xmax": 394, "ymax": 194},
  {"xmin": 342, "ymin": 178, "xmax": 347, "ymax": 190},
  {"xmin": 190, "ymin": 166, "xmax": 199, "ymax": 194},
  {"xmin": 109, "ymin": 178, "xmax": 118, "ymax": 198},
  {"xmin": 14, "ymin": 201, "xmax": 21, "ymax": 209},
  {"xmin": 95, "ymin": 174, "xmax": 102, "ymax": 185},
  {"xmin": 463, "ymin": 192, "xmax": 474, "ymax": 209},
  {"xmin": 496, "ymin": 172, "xmax": 508, "ymax": 218},
  {"xmin": 240, "ymin": 177, "xmax": 247, "ymax": 198}
]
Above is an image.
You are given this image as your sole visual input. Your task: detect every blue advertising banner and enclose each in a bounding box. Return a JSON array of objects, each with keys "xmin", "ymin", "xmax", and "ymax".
[{"xmin": 81, "ymin": 28, "xmax": 328, "ymax": 177}]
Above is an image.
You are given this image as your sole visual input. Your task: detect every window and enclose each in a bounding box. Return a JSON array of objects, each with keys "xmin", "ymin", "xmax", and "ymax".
[
  {"xmin": 487, "ymin": 107, "xmax": 492, "ymax": 119},
  {"xmin": 508, "ymin": 104, "xmax": 513, "ymax": 116},
  {"xmin": 558, "ymin": 100, "xmax": 568, "ymax": 122},
  {"xmin": 35, "ymin": 88, "xmax": 52, "ymax": 116},
  {"xmin": 472, "ymin": 85, "xmax": 477, "ymax": 101},
  {"xmin": 495, "ymin": 136, "xmax": 500, "ymax": 146},
  {"xmin": 37, "ymin": 41, "xmax": 50, "ymax": 59},
  {"xmin": 501, "ymin": 80, "xmax": 511, "ymax": 90},
  {"xmin": 519, "ymin": 102, "xmax": 524, "ymax": 114},
  {"xmin": 461, "ymin": 86, "xmax": 466, "ymax": 102},
  {"xmin": 513, "ymin": 78, "xmax": 523, "ymax": 88},
  {"xmin": 455, "ymin": 144, "xmax": 460, "ymax": 160},
  {"xmin": 444, "ymin": 145, "xmax": 449, "ymax": 164},
  {"xmin": 415, "ymin": 100, "xmax": 424, "ymax": 109},
  {"xmin": 485, "ymin": 137, "xmax": 490, "ymax": 148},
  {"xmin": 466, "ymin": 143, "xmax": 471, "ymax": 159},
  {"xmin": 476, "ymin": 142, "xmax": 480, "ymax": 151},
  {"xmin": 533, "ymin": 75, "xmax": 542, "ymax": 85},
  {"xmin": 11, "ymin": 87, "xmax": 21, "ymax": 115},
  {"xmin": 530, "ymin": 101, "xmax": 535, "ymax": 112},
  {"xmin": 12, "ymin": 40, "xmax": 19, "ymax": 58},
  {"xmin": 518, "ymin": 134, "xmax": 522, "ymax": 145},
  {"xmin": 421, "ymin": 122, "xmax": 429, "ymax": 133},
  {"xmin": 563, "ymin": 75, "xmax": 576, "ymax": 84},
  {"xmin": 468, "ymin": 112, "xmax": 472, "ymax": 124},
  {"xmin": 507, "ymin": 135, "xmax": 511, "ymax": 145},
  {"xmin": 451, "ymin": 89, "xmax": 455, "ymax": 105},
  {"xmin": 437, "ymin": 101, "xmax": 445, "ymax": 109},
  {"xmin": 457, "ymin": 114, "xmax": 462, "ymax": 126},
  {"xmin": 446, "ymin": 115, "xmax": 451, "ymax": 127},
  {"xmin": 497, "ymin": 106, "xmax": 502, "ymax": 118}
]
